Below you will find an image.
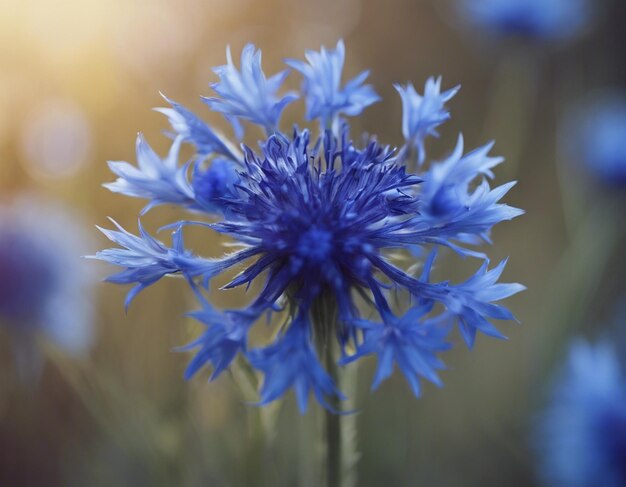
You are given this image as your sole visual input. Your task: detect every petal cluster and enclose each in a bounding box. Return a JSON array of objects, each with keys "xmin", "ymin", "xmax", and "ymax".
[
  {"xmin": 396, "ymin": 77, "xmax": 459, "ymax": 164},
  {"xmin": 105, "ymin": 135, "xmax": 194, "ymax": 214},
  {"xmin": 155, "ymin": 95, "xmax": 239, "ymax": 160},
  {"xmin": 203, "ymin": 44, "xmax": 297, "ymax": 137},
  {"xmin": 96, "ymin": 41, "xmax": 524, "ymax": 412},
  {"xmin": 286, "ymin": 40, "xmax": 380, "ymax": 128}
]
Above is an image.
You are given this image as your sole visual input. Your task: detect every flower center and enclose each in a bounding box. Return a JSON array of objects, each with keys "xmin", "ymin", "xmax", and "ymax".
[{"xmin": 296, "ymin": 227, "xmax": 333, "ymax": 263}]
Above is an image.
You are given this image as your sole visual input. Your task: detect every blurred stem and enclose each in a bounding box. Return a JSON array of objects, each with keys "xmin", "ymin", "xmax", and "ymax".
[
  {"xmin": 230, "ymin": 355, "xmax": 281, "ymax": 486},
  {"xmin": 553, "ymin": 52, "xmax": 585, "ymax": 240},
  {"xmin": 534, "ymin": 197, "xmax": 623, "ymax": 379},
  {"xmin": 482, "ymin": 49, "xmax": 538, "ymax": 180},
  {"xmin": 324, "ymin": 345, "xmax": 341, "ymax": 487},
  {"xmin": 247, "ymin": 406, "xmax": 264, "ymax": 487},
  {"xmin": 44, "ymin": 347, "xmax": 181, "ymax": 482},
  {"xmin": 44, "ymin": 348, "xmax": 125, "ymax": 439}
]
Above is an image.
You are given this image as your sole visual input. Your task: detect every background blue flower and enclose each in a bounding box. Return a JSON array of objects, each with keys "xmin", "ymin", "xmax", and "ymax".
[
  {"xmin": 0, "ymin": 196, "xmax": 95, "ymax": 380},
  {"xmin": 534, "ymin": 339, "xmax": 626, "ymax": 487},
  {"xmin": 563, "ymin": 95, "xmax": 626, "ymax": 188},
  {"xmin": 459, "ymin": 0, "xmax": 591, "ymax": 41}
]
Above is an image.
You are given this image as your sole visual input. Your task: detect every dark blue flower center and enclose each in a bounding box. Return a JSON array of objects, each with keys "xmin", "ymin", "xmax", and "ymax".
[{"xmin": 296, "ymin": 227, "xmax": 333, "ymax": 263}]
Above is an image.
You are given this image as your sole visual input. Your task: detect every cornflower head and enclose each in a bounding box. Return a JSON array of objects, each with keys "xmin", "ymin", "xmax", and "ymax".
[
  {"xmin": 95, "ymin": 41, "xmax": 524, "ymax": 412},
  {"xmin": 534, "ymin": 339, "xmax": 626, "ymax": 487},
  {"xmin": 458, "ymin": 0, "xmax": 590, "ymax": 42},
  {"xmin": 0, "ymin": 196, "xmax": 95, "ymax": 380}
]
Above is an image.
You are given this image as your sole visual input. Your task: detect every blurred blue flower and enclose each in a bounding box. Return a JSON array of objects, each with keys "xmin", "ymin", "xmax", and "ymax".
[
  {"xmin": 203, "ymin": 44, "xmax": 298, "ymax": 137},
  {"xmin": 396, "ymin": 77, "xmax": 459, "ymax": 164},
  {"xmin": 97, "ymin": 42, "xmax": 523, "ymax": 412},
  {"xmin": 566, "ymin": 97, "xmax": 626, "ymax": 187},
  {"xmin": 535, "ymin": 339, "xmax": 626, "ymax": 487},
  {"xmin": 286, "ymin": 40, "xmax": 380, "ymax": 128},
  {"xmin": 0, "ymin": 197, "xmax": 95, "ymax": 379},
  {"xmin": 459, "ymin": 0, "xmax": 590, "ymax": 41}
]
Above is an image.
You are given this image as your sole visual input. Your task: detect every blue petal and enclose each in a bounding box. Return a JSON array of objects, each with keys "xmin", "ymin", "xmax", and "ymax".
[{"xmin": 155, "ymin": 93, "xmax": 240, "ymax": 161}]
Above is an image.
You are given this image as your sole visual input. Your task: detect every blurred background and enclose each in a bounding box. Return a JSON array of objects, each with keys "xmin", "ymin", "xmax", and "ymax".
[{"xmin": 0, "ymin": 0, "xmax": 625, "ymax": 485}]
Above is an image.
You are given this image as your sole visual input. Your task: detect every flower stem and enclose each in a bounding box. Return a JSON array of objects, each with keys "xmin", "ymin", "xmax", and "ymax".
[
  {"xmin": 311, "ymin": 292, "xmax": 359, "ymax": 487},
  {"xmin": 324, "ymin": 345, "xmax": 341, "ymax": 487}
]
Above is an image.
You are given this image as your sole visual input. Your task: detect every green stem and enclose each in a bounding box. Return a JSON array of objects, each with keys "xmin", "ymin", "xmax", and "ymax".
[
  {"xmin": 324, "ymin": 346, "xmax": 341, "ymax": 487},
  {"xmin": 311, "ymin": 292, "xmax": 359, "ymax": 487}
]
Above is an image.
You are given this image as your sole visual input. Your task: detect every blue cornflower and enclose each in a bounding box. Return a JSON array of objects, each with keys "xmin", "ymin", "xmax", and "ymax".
[
  {"xmin": 396, "ymin": 77, "xmax": 459, "ymax": 165},
  {"xmin": 565, "ymin": 96, "xmax": 626, "ymax": 188},
  {"xmin": 203, "ymin": 44, "xmax": 298, "ymax": 137},
  {"xmin": 534, "ymin": 339, "xmax": 626, "ymax": 487},
  {"xmin": 0, "ymin": 196, "xmax": 95, "ymax": 379},
  {"xmin": 459, "ymin": 0, "xmax": 590, "ymax": 41},
  {"xmin": 96, "ymin": 42, "xmax": 523, "ymax": 412},
  {"xmin": 286, "ymin": 40, "xmax": 380, "ymax": 128}
]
